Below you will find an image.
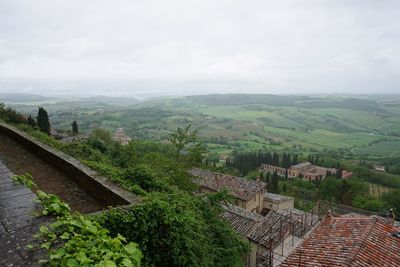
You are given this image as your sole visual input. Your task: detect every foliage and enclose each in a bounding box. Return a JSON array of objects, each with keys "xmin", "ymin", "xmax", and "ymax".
[
  {"xmin": 352, "ymin": 195, "xmax": 386, "ymax": 212},
  {"xmin": 0, "ymin": 103, "xmax": 28, "ymax": 124},
  {"xmin": 138, "ymin": 152, "xmax": 196, "ymax": 192},
  {"xmin": 169, "ymin": 124, "xmax": 203, "ymax": 161},
  {"xmin": 62, "ymin": 142, "xmax": 109, "ymax": 163},
  {"xmin": 37, "ymin": 107, "xmax": 51, "ymax": 135},
  {"xmin": 36, "ymin": 190, "xmax": 71, "ymax": 217},
  {"xmin": 17, "ymin": 124, "xmax": 64, "ymax": 149},
  {"xmin": 280, "ymin": 178, "xmax": 317, "ymax": 202},
  {"xmin": 34, "ymin": 214, "xmax": 142, "ymax": 267},
  {"xmin": 12, "ymin": 173, "xmax": 37, "ymax": 189},
  {"xmin": 126, "ymin": 163, "xmax": 172, "ymax": 192},
  {"xmin": 129, "ymin": 140, "xmax": 175, "ymax": 158},
  {"xmin": 96, "ymin": 191, "xmax": 248, "ymax": 267},
  {"xmin": 27, "ymin": 180, "xmax": 142, "ymax": 266},
  {"xmin": 86, "ymin": 127, "xmax": 116, "ymax": 153},
  {"xmin": 352, "ymin": 166, "xmax": 400, "ymax": 188},
  {"xmin": 382, "ymin": 189, "xmax": 400, "ymax": 216}
]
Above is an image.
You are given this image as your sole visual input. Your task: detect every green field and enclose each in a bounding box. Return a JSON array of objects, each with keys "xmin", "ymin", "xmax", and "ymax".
[
  {"xmin": 368, "ymin": 182, "xmax": 393, "ymax": 197},
  {"xmin": 353, "ymin": 141, "xmax": 400, "ymax": 157}
]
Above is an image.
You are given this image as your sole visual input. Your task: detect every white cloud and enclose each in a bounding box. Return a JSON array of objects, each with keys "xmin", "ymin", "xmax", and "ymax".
[{"xmin": 0, "ymin": 0, "xmax": 399, "ymax": 96}]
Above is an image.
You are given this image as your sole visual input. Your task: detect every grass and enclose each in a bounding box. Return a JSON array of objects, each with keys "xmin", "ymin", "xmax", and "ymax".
[{"xmin": 353, "ymin": 141, "xmax": 400, "ymax": 157}]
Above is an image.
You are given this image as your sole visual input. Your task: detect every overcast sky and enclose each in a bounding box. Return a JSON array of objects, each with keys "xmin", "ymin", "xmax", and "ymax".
[{"xmin": 0, "ymin": 0, "xmax": 399, "ymax": 97}]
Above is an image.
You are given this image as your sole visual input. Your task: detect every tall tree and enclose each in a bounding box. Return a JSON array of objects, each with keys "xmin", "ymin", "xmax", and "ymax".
[
  {"xmin": 72, "ymin": 120, "xmax": 78, "ymax": 135},
  {"xmin": 271, "ymin": 171, "xmax": 280, "ymax": 193},
  {"xmin": 292, "ymin": 154, "xmax": 298, "ymax": 165},
  {"xmin": 336, "ymin": 162, "xmax": 343, "ymax": 179},
  {"xmin": 266, "ymin": 152, "xmax": 272, "ymax": 164},
  {"xmin": 36, "ymin": 107, "xmax": 51, "ymax": 135},
  {"xmin": 169, "ymin": 124, "xmax": 203, "ymax": 162},
  {"xmin": 272, "ymin": 152, "xmax": 280, "ymax": 166}
]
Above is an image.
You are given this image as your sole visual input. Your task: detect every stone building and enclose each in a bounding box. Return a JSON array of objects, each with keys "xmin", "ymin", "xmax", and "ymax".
[
  {"xmin": 263, "ymin": 193, "xmax": 294, "ymax": 214},
  {"xmin": 261, "ymin": 162, "xmax": 339, "ymax": 181},
  {"xmin": 189, "ymin": 168, "xmax": 266, "ymax": 213},
  {"xmin": 112, "ymin": 127, "xmax": 131, "ymax": 145}
]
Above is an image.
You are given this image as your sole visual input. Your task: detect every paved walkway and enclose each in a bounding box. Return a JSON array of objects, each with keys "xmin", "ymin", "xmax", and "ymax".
[{"xmin": 0, "ymin": 159, "xmax": 49, "ymax": 267}]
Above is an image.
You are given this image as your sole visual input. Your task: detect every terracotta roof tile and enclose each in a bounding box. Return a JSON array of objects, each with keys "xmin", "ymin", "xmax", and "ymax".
[{"xmin": 279, "ymin": 216, "xmax": 400, "ymax": 267}]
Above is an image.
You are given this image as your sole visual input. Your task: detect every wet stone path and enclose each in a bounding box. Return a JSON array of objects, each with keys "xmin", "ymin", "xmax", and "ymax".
[
  {"xmin": 0, "ymin": 160, "xmax": 49, "ymax": 266},
  {"xmin": 0, "ymin": 132, "xmax": 104, "ymax": 213}
]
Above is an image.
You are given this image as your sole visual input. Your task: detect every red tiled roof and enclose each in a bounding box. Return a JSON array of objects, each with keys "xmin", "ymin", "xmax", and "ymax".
[
  {"xmin": 279, "ymin": 215, "xmax": 400, "ymax": 267},
  {"xmin": 189, "ymin": 167, "xmax": 265, "ymax": 201}
]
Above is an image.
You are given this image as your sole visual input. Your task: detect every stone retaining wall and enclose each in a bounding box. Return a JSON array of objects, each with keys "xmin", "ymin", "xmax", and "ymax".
[{"xmin": 0, "ymin": 122, "xmax": 140, "ymax": 207}]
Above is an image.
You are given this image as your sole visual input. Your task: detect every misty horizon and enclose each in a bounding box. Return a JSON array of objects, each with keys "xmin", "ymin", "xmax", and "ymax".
[{"xmin": 1, "ymin": 1, "xmax": 400, "ymax": 96}]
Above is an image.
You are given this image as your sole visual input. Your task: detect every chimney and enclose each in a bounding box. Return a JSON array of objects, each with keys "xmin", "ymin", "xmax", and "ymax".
[{"xmin": 387, "ymin": 208, "xmax": 395, "ymax": 226}]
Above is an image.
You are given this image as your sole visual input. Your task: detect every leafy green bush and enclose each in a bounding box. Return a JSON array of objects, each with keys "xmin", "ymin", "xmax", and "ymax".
[
  {"xmin": 12, "ymin": 173, "xmax": 37, "ymax": 189},
  {"xmin": 96, "ymin": 191, "xmax": 247, "ymax": 267},
  {"xmin": 35, "ymin": 215, "xmax": 142, "ymax": 267},
  {"xmin": 35, "ymin": 190, "xmax": 71, "ymax": 217},
  {"xmin": 30, "ymin": 182, "xmax": 142, "ymax": 266}
]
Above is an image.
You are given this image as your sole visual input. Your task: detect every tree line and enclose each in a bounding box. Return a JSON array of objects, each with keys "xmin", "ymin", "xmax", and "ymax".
[
  {"xmin": 226, "ymin": 150, "xmax": 299, "ymax": 175},
  {"xmin": 0, "ymin": 103, "xmax": 79, "ymax": 136}
]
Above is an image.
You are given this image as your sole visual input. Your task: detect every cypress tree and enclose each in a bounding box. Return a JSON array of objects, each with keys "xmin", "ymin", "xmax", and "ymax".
[
  {"xmin": 272, "ymin": 152, "xmax": 280, "ymax": 166},
  {"xmin": 282, "ymin": 153, "xmax": 287, "ymax": 168},
  {"xmin": 72, "ymin": 120, "xmax": 78, "ymax": 135},
  {"xmin": 271, "ymin": 171, "xmax": 280, "ymax": 193},
  {"xmin": 266, "ymin": 152, "xmax": 272, "ymax": 164},
  {"xmin": 292, "ymin": 154, "xmax": 298, "ymax": 165},
  {"xmin": 282, "ymin": 183, "xmax": 287, "ymax": 193},
  {"xmin": 37, "ymin": 107, "xmax": 51, "ymax": 135}
]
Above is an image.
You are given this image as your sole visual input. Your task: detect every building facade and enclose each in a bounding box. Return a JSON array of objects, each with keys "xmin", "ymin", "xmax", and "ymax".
[{"xmin": 261, "ymin": 162, "xmax": 339, "ymax": 181}]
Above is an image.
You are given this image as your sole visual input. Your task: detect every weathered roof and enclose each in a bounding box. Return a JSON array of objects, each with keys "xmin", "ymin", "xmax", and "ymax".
[
  {"xmin": 189, "ymin": 167, "xmax": 265, "ymax": 201},
  {"xmin": 247, "ymin": 211, "xmax": 288, "ymax": 247},
  {"xmin": 280, "ymin": 215, "xmax": 400, "ymax": 266},
  {"xmin": 221, "ymin": 204, "xmax": 263, "ymax": 237},
  {"xmin": 302, "ymin": 166, "xmax": 327, "ymax": 175},
  {"xmin": 264, "ymin": 192, "xmax": 293, "ymax": 203},
  {"xmin": 291, "ymin": 162, "xmax": 312, "ymax": 170}
]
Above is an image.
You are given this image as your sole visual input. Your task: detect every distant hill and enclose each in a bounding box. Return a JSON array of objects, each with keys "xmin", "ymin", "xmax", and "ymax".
[
  {"xmin": 185, "ymin": 94, "xmax": 383, "ymax": 112},
  {"xmin": 0, "ymin": 93, "xmax": 139, "ymax": 106},
  {"xmin": 85, "ymin": 96, "xmax": 139, "ymax": 106},
  {"xmin": 0, "ymin": 93, "xmax": 56, "ymax": 103}
]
